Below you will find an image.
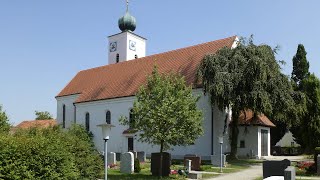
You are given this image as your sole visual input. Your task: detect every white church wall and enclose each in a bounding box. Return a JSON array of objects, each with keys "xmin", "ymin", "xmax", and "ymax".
[
  {"xmin": 56, "ymin": 94, "xmax": 79, "ymax": 129},
  {"xmin": 72, "ymin": 89, "xmax": 218, "ymax": 159},
  {"xmin": 212, "ymin": 106, "xmax": 230, "ymax": 156}
]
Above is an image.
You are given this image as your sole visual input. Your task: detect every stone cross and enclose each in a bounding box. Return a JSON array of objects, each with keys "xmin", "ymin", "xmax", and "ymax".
[{"xmin": 120, "ymin": 152, "xmax": 134, "ymax": 174}]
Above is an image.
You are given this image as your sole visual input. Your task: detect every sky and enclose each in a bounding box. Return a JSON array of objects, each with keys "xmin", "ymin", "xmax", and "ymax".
[{"xmin": 0, "ymin": 1, "xmax": 319, "ymax": 125}]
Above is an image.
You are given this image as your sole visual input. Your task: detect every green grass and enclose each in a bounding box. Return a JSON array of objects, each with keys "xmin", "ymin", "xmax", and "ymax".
[{"xmin": 104, "ymin": 159, "xmax": 263, "ymax": 179}]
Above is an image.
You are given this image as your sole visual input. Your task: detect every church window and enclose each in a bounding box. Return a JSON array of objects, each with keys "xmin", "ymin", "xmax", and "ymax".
[
  {"xmin": 240, "ymin": 140, "xmax": 245, "ymax": 148},
  {"xmin": 106, "ymin": 110, "xmax": 111, "ymax": 124},
  {"xmin": 135, "ymin": 54, "xmax": 138, "ymax": 59},
  {"xmin": 116, "ymin": 54, "xmax": 120, "ymax": 63},
  {"xmin": 129, "ymin": 109, "xmax": 134, "ymax": 128},
  {"xmin": 62, "ymin": 104, "xmax": 66, "ymax": 128},
  {"xmin": 85, "ymin": 112, "xmax": 90, "ymax": 131}
]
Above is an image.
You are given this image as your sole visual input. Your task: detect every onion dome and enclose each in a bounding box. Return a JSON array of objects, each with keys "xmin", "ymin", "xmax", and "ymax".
[{"xmin": 118, "ymin": 11, "xmax": 136, "ymax": 32}]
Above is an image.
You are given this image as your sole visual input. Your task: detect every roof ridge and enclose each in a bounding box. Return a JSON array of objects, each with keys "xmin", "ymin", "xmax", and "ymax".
[{"xmin": 78, "ymin": 35, "xmax": 237, "ymax": 73}]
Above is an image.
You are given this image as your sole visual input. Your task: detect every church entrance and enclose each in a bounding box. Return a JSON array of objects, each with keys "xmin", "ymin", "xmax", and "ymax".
[{"xmin": 128, "ymin": 137, "xmax": 134, "ymax": 151}]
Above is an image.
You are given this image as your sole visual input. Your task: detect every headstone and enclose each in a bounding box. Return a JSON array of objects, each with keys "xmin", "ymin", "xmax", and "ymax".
[
  {"xmin": 188, "ymin": 172, "xmax": 202, "ymax": 179},
  {"xmin": 210, "ymin": 154, "xmax": 226, "ymax": 167},
  {"xmin": 284, "ymin": 166, "xmax": 295, "ymax": 180},
  {"xmin": 120, "ymin": 152, "xmax": 134, "ymax": 174},
  {"xmin": 130, "ymin": 151, "xmax": 138, "ymax": 159},
  {"xmin": 263, "ymin": 159, "xmax": 291, "ymax": 178},
  {"xmin": 186, "ymin": 159, "xmax": 192, "ymax": 172},
  {"xmin": 317, "ymin": 155, "xmax": 320, "ymax": 176},
  {"xmin": 116, "ymin": 152, "xmax": 121, "ymax": 161},
  {"xmin": 137, "ymin": 151, "xmax": 146, "ymax": 162},
  {"xmin": 184, "ymin": 154, "xmax": 201, "ymax": 171},
  {"xmin": 151, "ymin": 152, "xmax": 171, "ymax": 176},
  {"xmin": 107, "ymin": 152, "xmax": 116, "ymax": 165}
]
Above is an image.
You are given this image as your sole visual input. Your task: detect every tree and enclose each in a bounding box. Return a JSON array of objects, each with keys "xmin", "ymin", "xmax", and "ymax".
[
  {"xmin": 291, "ymin": 74, "xmax": 320, "ymax": 152},
  {"xmin": 197, "ymin": 36, "xmax": 299, "ymax": 159},
  {"xmin": 120, "ymin": 67, "xmax": 203, "ymax": 153},
  {"xmin": 0, "ymin": 105, "xmax": 10, "ymax": 133},
  {"xmin": 291, "ymin": 44, "xmax": 310, "ymax": 86},
  {"xmin": 35, "ymin": 111, "xmax": 53, "ymax": 120}
]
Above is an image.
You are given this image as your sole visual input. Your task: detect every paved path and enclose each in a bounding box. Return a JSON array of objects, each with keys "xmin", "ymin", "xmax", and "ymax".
[{"xmin": 205, "ymin": 165, "xmax": 262, "ymax": 180}]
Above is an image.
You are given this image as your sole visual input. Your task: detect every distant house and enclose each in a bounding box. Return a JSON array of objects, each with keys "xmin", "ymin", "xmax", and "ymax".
[
  {"xmin": 11, "ymin": 119, "xmax": 57, "ymax": 133},
  {"xmin": 275, "ymin": 131, "xmax": 300, "ymax": 148}
]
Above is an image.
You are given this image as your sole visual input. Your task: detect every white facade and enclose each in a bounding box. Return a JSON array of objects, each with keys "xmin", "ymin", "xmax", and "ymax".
[
  {"xmin": 56, "ymin": 89, "xmax": 229, "ymax": 160},
  {"xmin": 108, "ymin": 31, "xmax": 146, "ymax": 64}
]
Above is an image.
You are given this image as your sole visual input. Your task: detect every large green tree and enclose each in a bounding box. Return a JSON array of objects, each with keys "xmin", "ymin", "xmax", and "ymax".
[
  {"xmin": 0, "ymin": 105, "xmax": 10, "ymax": 133},
  {"xmin": 120, "ymin": 67, "xmax": 203, "ymax": 153},
  {"xmin": 197, "ymin": 37, "xmax": 299, "ymax": 158},
  {"xmin": 35, "ymin": 111, "xmax": 53, "ymax": 120},
  {"xmin": 291, "ymin": 74, "xmax": 320, "ymax": 152},
  {"xmin": 291, "ymin": 44, "xmax": 310, "ymax": 86}
]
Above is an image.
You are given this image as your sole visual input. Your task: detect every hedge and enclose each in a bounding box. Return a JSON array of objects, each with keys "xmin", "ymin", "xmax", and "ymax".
[{"xmin": 0, "ymin": 124, "xmax": 103, "ymax": 180}]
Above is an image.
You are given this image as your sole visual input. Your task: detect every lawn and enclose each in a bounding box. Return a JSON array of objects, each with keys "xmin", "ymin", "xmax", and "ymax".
[{"xmin": 105, "ymin": 159, "xmax": 262, "ymax": 179}]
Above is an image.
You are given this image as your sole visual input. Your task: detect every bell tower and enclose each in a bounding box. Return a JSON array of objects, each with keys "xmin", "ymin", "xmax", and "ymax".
[{"xmin": 108, "ymin": 0, "xmax": 147, "ymax": 65}]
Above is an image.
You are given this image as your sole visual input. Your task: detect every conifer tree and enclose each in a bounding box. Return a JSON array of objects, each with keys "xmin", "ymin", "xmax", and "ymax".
[{"xmin": 292, "ymin": 44, "xmax": 310, "ymax": 86}]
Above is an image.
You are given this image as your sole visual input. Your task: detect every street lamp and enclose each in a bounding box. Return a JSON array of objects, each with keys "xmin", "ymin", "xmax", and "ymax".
[
  {"xmin": 97, "ymin": 123, "xmax": 115, "ymax": 180},
  {"xmin": 218, "ymin": 135, "xmax": 224, "ymax": 173}
]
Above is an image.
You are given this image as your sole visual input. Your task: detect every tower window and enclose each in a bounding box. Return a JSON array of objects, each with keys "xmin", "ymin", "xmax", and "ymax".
[
  {"xmin": 106, "ymin": 110, "xmax": 111, "ymax": 124},
  {"xmin": 116, "ymin": 54, "xmax": 120, "ymax": 63},
  {"xmin": 62, "ymin": 104, "xmax": 66, "ymax": 128},
  {"xmin": 85, "ymin": 112, "xmax": 90, "ymax": 131},
  {"xmin": 135, "ymin": 54, "xmax": 138, "ymax": 59}
]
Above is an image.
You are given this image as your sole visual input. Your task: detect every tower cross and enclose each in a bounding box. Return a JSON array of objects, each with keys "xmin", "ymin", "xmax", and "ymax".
[{"xmin": 126, "ymin": 0, "xmax": 129, "ymax": 11}]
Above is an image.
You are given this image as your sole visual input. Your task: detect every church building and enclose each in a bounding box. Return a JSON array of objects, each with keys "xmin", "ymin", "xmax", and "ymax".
[{"xmin": 56, "ymin": 4, "xmax": 274, "ymax": 160}]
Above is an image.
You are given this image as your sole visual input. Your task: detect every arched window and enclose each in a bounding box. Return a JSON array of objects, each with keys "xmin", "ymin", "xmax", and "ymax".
[
  {"xmin": 62, "ymin": 104, "xmax": 66, "ymax": 128},
  {"xmin": 116, "ymin": 54, "xmax": 120, "ymax": 63},
  {"xmin": 135, "ymin": 54, "xmax": 138, "ymax": 59},
  {"xmin": 129, "ymin": 109, "xmax": 134, "ymax": 128},
  {"xmin": 85, "ymin": 112, "xmax": 90, "ymax": 131},
  {"xmin": 106, "ymin": 110, "xmax": 111, "ymax": 124}
]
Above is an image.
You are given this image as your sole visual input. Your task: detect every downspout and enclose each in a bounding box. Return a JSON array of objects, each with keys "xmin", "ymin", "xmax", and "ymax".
[
  {"xmin": 73, "ymin": 103, "xmax": 76, "ymax": 124},
  {"xmin": 211, "ymin": 107, "xmax": 214, "ymax": 155}
]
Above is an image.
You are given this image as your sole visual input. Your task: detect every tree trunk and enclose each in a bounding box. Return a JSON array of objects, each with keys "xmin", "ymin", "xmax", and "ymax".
[
  {"xmin": 230, "ymin": 115, "xmax": 239, "ymax": 159},
  {"xmin": 159, "ymin": 140, "xmax": 164, "ymax": 177}
]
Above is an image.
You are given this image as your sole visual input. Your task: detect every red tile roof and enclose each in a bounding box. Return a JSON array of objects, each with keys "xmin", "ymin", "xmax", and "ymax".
[
  {"xmin": 56, "ymin": 36, "xmax": 237, "ymax": 103},
  {"xmin": 15, "ymin": 119, "xmax": 57, "ymax": 129},
  {"xmin": 239, "ymin": 110, "xmax": 275, "ymax": 127}
]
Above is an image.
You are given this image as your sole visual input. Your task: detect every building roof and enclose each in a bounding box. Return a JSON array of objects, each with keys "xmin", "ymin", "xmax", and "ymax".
[
  {"xmin": 57, "ymin": 36, "xmax": 237, "ymax": 103},
  {"xmin": 238, "ymin": 110, "xmax": 276, "ymax": 127},
  {"xmin": 15, "ymin": 119, "xmax": 57, "ymax": 129}
]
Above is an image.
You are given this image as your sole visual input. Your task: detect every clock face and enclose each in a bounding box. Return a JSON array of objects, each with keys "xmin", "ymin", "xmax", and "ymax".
[
  {"xmin": 129, "ymin": 40, "xmax": 136, "ymax": 51},
  {"xmin": 109, "ymin": 42, "xmax": 117, "ymax": 52}
]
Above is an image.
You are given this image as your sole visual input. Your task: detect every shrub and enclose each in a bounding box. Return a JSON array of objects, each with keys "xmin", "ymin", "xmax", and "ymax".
[
  {"xmin": 0, "ymin": 124, "xmax": 103, "ymax": 179},
  {"xmin": 134, "ymin": 158, "xmax": 141, "ymax": 173}
]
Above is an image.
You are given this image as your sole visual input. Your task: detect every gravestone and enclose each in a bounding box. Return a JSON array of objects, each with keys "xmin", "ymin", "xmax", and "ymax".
[
  {"xmin": 130, "ymin": 151, "xmax": 137, "ymax": 159},
  {"xmin": 188, "ymin": 172, "xmax": 202, "ymax": 179},
  {"xmin": 210, "ymin": 154, "xmax": 226, "ymax": 167},
  {"xmin": 116, "ymin": 152, "xmax": 121, "ymax": 161},
  {"xmin": 151, "ymin": 152, "xmax": 171, "ymax": 176},
  {"xmin": 263, "ymin": 159, "xmax": 291, "ymax": 178},
  {"xmin": 107, "ymin": 152, "xmax": 116, "ymax": 165},
  {"xmin": 186, "ymin": 159, "xmax": 191, "ymax": 172},
  {"xmin": 317, "ymin": 155, "xmax": 320, "ymax": 176},
  {"xmin": 184, "ymin": 154, "xmax": 201, "ymax": 171},
  {"xmin": 137, "ymin": 151, "xmax": 146, "ymax": 162},
  {"xmin": 120, "ymin": 152, "xmax": 134, "ymax": 174},
  {"xmin": 284, "ymin": 166, "xmax": 295, "ymax": 180}
]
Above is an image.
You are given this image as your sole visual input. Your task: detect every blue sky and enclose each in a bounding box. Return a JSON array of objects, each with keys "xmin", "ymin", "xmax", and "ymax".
[{"xmin": 0, "ymin": 1, "xmax": 319, "ymax": 125}]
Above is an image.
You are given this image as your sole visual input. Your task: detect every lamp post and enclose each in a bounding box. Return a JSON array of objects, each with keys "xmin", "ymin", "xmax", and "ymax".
[
  {"xmin": 218, "ymin": 136, "xmax": 224, "ymax": 173},
  {"xmin": 97, "ymin": 123, "xmax": 115, "ymax": 180}
]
